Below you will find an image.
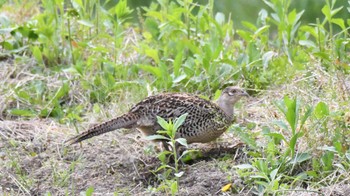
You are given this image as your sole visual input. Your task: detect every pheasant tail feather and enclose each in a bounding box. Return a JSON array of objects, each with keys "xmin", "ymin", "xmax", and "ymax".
[{"xmin": 65, "ymin": 113, "xmax": 139, "ymax": 145}]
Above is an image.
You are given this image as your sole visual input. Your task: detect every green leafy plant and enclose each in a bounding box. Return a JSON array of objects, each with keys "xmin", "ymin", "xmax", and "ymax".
[
  {"xmin": 234, "ymin": 96, "xmax": 314, "ymax": 194},
  {"xmin": 271, "ymin": 96, "xmax": 313, "ymax": 158},
  {"xmin": 137, "ymin": 0, "xmax": 242, "ymax": 91},
  {"xmin": 146, "ymin": 113, "xmax": 189, "ymax": 195}
]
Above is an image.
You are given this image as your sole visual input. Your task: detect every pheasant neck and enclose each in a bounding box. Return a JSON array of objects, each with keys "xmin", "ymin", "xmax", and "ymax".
[{"xmin": 217, "ymin": 99, "xmax": 234, "ymax": 121}]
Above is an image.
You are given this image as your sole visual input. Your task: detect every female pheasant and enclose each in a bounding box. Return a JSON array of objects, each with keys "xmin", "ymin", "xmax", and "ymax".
[{"xmin": 65, "ymin": 86, "xmax": 248, "ymax": 146}]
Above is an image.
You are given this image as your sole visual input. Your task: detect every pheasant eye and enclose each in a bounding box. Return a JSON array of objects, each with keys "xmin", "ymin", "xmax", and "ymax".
[{"xmin": 228, "ymin": 90, "xmax": 236, "ymax": 96}]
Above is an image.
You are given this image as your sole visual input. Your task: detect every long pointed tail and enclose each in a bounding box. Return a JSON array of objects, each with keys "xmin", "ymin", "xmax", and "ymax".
[{"xmin": 65, "ymin": 113, "xmax": 139, "ymax": 145}]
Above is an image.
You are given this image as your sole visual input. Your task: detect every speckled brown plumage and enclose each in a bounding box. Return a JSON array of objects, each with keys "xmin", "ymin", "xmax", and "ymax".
[{"xmin": 65, "ymin": 86, "xmax": 248, "ymax": 145}]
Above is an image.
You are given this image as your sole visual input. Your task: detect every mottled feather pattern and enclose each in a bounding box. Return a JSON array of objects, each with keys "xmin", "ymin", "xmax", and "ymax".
[
  {"xmin": 65, "ymin": 86, "xmax": 247, "ymax": 145},
  {"xmin": 65, "ymin": 113, "xmax": 139, "ymax": 145},
  {"xmin": 129, "ymin": 93, "xmax": 233, "ymax": 143}
]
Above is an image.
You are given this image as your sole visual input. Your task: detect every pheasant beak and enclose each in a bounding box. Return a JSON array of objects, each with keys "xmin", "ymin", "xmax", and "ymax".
[{"xmin": 240, "ymin": 90, "xmax": 249, "ymax": 97}]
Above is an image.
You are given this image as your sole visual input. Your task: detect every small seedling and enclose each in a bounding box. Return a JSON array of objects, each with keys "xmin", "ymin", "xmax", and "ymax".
[{"xmin": 145, "ymin": 113, "xmax": 190, "ymax": 195}]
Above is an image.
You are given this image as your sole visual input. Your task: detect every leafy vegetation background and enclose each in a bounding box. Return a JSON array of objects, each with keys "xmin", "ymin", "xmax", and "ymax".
[{"xmin": 0, "ymin": 0, "xmax": 350, "ymax": 195}]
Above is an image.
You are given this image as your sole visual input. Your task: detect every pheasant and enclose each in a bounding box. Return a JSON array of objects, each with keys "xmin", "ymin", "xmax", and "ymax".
[{"xmin": 65, "ymin": 86, "xmax": 248, "ymax": 147}]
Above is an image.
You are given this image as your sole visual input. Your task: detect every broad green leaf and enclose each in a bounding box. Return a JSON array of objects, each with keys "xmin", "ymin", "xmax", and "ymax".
[
  {"xmin": 138, "ymin": 64, "xmax": 162, "ymax": 78},
  {"xmin": 183, "ymin": 39, "xmax": 200, "ymax": 54},
  {"xmin": 207, "ymin": 13, "xmax": 224, "ymax": 38},
  {"xmin": 236, "ymin": 30, "xmax": 252, "ymax": 42},
  {"xmin": 144, "ymin": 48, "xmax": 160, "ymax": 64},
  {"xmin": 156, "ymin": 116, "xmax": 170, "ymax": 130},
  {"xmin": 92, "ymin": 104, "xmax": 101, "ymax": 113},
  {"xmin": 299, "ymin": 40, "xmax": 316, "ymax": 48},
  {"xmin": 16, "ymin": 90, "xmax": 31, "ymax": 101},
  {"xmin": 261, "ymin": 126, "xmax": 271, "ymax": 135},
  {"xmin": 330, "ymin": 6, "xmax": 344, "ymax": 17},
  {"xmin": 321, "ymin": 4, "xmax": 331, "ymax": 21},
  {"xmin": 331, "ymin": 18, "xmax": 346, "ymax": 30},
  {"xmin": 264, "ymin": 132, "xmax": 286, "ymax": 142},
  {"xmin": 269, "ymin": 168, "xmax": 279, "ymax": 180},
  {"xmin": 314, "ymin": 102, "xmax": 329, "ymax": 119},
  {"xmin": 114, "ymin": 0, "xmax": 133, "ymax": 20},
  {"xmin": 171, "ymin": 180, "xmax": 178, "ymax": 195},
  {"xmin": 322, "ymin": 151, "xmax": 334, "ymax": 171},
  {"xmin": 289, "ymin": 132, "xmax": 304, "ymax": 157},
  {"xmin": 179, "ymin": 150, "xmax": 202, "ymax": 162},
  {"xmin": 313, "ymin": 52, "xmax": 331, "ymax": 61},
  {"xmin": 242, "ymin": 21, "xmax": 257, "ymax": 31},
  {"xmin": 179, "ymin": 149, "xmax": 197, "ymax": 157},
  {"xmin": 154, "ymin": 164, "xmax": 172, "ymax": 172},
  {"xmin": 255, "ymin": 160, "xmax": 268, "ymax": 174},
  {"xmin": 272, "ymin": 120, "xmax": 288, "ymax": 131},
  {"xmin": 78, "ymin": 20, "xmax": 94, "ymax": 27},
  {"xmin": 262, "ymin": 51, "xmax": 276, "ymax": 68},
  {"xmin": 175, "ymin": 138, "xmax": 188, "ymax": 148},
  {"xmin": 17, "ymin": 26, "xmax": 38, "ymax": 39},
  {"xmin": 317, "ymin": 145, "xmax": 337, "ymax": 152},
  {"xmin": 213, "ymin": 41, "xmax": 223, "ymax": 60},
  {"xmin": 173, "ymin": 50, "xmax": 183, "ymax": 76},
  {"xmin": 158, "ymin": 63, "xmax": 170, "ymax": 87},
  {"xmin": 32, "ymin": 46, "xmax": 43, "ymax": 64},
  {"xmin": 271, "ymin": 13, "xmax": 280, "ymax": 22},
  {"xmin": 1, "ymin": 41, "xmax": 13, "ymax": 50},
  {"xmin": 71, "ymin": 0, "xmax": 83, "ymax": 10},
  {"xmin": 145, "ymin": 134, "xmax": 169, "ymax": 141},
  {"xmin": 292, "ymin": 10, "xmax": 304, "ymax": 25},
  {"xmin": 272, "ymin": 179, "xmax": 279, "ymax": 190},
  {"xmin": 34, "ymin": 80, "xmax": 45, "ymax": 97},
  {"xmin": 290, "ymin": 153, "xmax": 312, "ymax": 164},
  {"xmin": 295, "ymin": 172, "xmax": 308, "ymax": 181},
  {"xmin": 284, "ymin": 96, "xmax": 299, "ymax": 134},
  {"xmin": 157, "ymin": 130, "xmax": 168, "ymax": 135},
  {"xmin": 54, "ymin": 82, "xmax": 70, "ymax": 100},
  {"xmin": 174, "ymin": 113, "xmax": 188, "ymax": 131},
  {"xmin": 213, "ymin": 89, "xmax": 222, "ymax": 101},
  {"xmin": 300, "ymin": 106, "xmax": 313, "ymax": 130},
  {"xmin": 333, "ymin": 141, "xmax": 343, "ymax": 154},
  {"xmin": 39, "ymin": 108, "xmax": 49, "ymax": 117},
  {"xmin": 306, "ymin": 170, "xmax": 318, "ymax": 177},
  {"xmin": 287, "ymin": 9, "xmax": 298, "ymax": 24},
  {"xmin": 246, "ymin": 122, "xmax": 256, "ymax": 130},
  {"xmin": 230, "ymin": 125, "xmax": 257, "ymax": 149},
  {"xmin": 10, "ymin": 45, "xmax": 29, "ymax": 53},
  {"xmin": 157, "ymin": 151, "xmax": 172, "ymax": 163},
  {"xmin": 233, "ymin": 164, "xmax": 254, "ymax": 169},
  {"xmin": 172, "ymin": 74, "xmax": 187, "ymax": 84},
  {"xmin": 263, "ymin": 0, "xmax": 277, "ymax": 11},
  {"xmin": 274, "ymin": 100, "xmax": 287, "ymax": 116},
  {"xmin": 9, "ymin": 109, "xmax": 36, "ymax": 117},
  {"xmin": 203, "ymin": 44, "xmax": 212, "ymax": 70}
]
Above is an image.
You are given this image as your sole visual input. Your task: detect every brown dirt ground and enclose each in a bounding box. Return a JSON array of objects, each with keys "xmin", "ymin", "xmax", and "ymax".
[
  {"xmin": 0, "ymin": 117, "xmax": 251, "ymax": 195},
  {"xmin": 1, "ymin": 118, "xmax": 349, "ymax": 196}
]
